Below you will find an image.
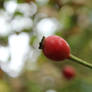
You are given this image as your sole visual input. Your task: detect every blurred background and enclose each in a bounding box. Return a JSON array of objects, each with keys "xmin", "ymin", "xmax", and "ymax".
[{"xmin": 0, "ymin": 0, "xmax": 92, "ymax": 92}]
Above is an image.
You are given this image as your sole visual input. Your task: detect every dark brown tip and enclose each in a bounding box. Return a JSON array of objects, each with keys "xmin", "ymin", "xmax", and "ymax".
[{"xmin": 39, "ymin": 36, "xmax": 45, "ymax": 49}]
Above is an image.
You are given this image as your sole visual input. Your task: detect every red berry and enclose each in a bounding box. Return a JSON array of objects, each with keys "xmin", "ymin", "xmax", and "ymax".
[
  {"xmin": 42, "ymin": 35, "xmax": 70, "ymax": 61},
  {"xmin": 62, "ymin": 66, "xmax": 75, "ymax": 80}
]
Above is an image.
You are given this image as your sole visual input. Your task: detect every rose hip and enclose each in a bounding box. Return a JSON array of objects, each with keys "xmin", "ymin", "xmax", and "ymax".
[
  {"xmin": 42, "ymin": 35, "xmax": 70, "ymax": 61},
  {"xmin": 62, "ymin": 66, "xmax": 75, "ymax": 80},
  {"xmin": 39, "ymin": 35, "xmax": 92, "ymax": 69}
]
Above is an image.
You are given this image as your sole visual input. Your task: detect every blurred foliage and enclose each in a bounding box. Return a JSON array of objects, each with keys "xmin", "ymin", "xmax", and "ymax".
[
  {"xmin": 0, "ymin": 0, "xmax": 92, "ymax": 92},
  {"xmin": 58, "ymin": 79, "xmax": 92, "ymax": 92},
  {"xmin": 0, "ymin": 80, "xmax": 11, "ymax": 92},
  {"xmin": 27, "ymin": 81, "xmax": 42, "ymax": 92}
]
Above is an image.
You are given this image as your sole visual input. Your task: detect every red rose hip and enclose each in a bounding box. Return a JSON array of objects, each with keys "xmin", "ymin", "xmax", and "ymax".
[
  {"xmin": 62, "ymin": 66, "xmax": 75, "ymax": 80},
  {"xmin": 41, "ymin": 35, "xmax": 70, "ymax": 61}
]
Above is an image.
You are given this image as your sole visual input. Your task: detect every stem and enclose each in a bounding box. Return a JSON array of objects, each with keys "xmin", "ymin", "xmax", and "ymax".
[{"xmin": 69, "ymin": 54, "xmax": 92, "ymax": 69}]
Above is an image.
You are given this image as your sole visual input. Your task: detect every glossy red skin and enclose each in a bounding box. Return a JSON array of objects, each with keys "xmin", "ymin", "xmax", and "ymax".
[
  {"xmin": 43, "ymin": 35, "xmax": 70, "ymax": 61},
  {"xmin": 63, "ymin": 66, "xmax": 75, "ymax": 80}
]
